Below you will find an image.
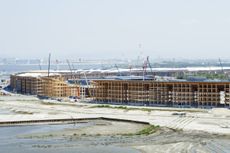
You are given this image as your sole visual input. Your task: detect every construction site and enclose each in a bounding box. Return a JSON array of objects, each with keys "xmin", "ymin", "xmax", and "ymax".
[
  {"xmin": 8, "ymin": 67, "xmax": 230, "ymax": 108},
  {"xmin": 4, "ymin": 58, "xmax": 230, "ymax": 153},
  {"xmin": 10, "ymin": 72, "xmax": 89, "ymax": 99},
  {"xmin": 91, "ymin": 80, "xmax": 230, "ymax": 108},
  {"xmin": 6, "ymin": 53, "xmax": 230, "ymax": 107}
]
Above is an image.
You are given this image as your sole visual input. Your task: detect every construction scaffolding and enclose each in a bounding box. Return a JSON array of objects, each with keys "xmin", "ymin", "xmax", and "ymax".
[
  {"xmin": 10, "ymin": 71, "xmax": 230, "ymax": 107},
  {"xmin": 91, "ymin": 80, "xmax": 230, "ymax": 108},
  {"xmin": 10, "ymin": 75, "xmax": 81, "ymax": 98}
]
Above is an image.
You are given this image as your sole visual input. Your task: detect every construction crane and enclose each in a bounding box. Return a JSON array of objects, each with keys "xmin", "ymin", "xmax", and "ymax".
[
  {"xmin": 142, "ymin": 59, "xmax": 148, "ymax": 80},
  {"xmin": 115, "ymin": 64, "xmax": 121, "ymax": 76},
  {"xmin": 83, "ymin": 71, "xmax": 89, "ymax": 87},
  {"xmin": 55, "ymin": 59, "xmax": 59, "ymax": 71},
  {"xmin": 71, "ymin": 62, "xmax": 81, "ymax": 83},
  {"xmin": 128, "ymin": 64, "xmax": 132, "ymax": 76},
  {"xmin": 219, "ymin": 58, "xmax": 229, "ymax": 80},
  {"xmin": 135, "ymin": 43, "xmax": 143, "ymax": 68},
  {"xmin": 48, "ymin": 53, "xmax": 51, "ymax": 77},
  {"xmin": 38, "ymin": 63, "xmax": 42, "ymax": 70},
  {"xmin": 72, "ymin": 63, "xmax": 75, "ymax": 72},
  {"xmin": 66, "ymin": 59, "xmax": 74, "ymax": 81},
  {"xmin": 219, "ymin": 58, "xmax": 224, "ymax": 74},
  {"xmin": 71, "ymin": 63, "xmax": 76, "ymax": 74},
  {"xmin": 146, "ymin": 56, "xmax": 153, "ymax": 75},
  {"xmin": 71, "ymin": 60, "xmax": 89, "ymax": 98},
  {"xmin": 207, "ymin": 62, "xmax": 212, "ymax": 74},
  {"xmin": 142, "ymin": 56, "xmax": 154, "ymax": 80}
]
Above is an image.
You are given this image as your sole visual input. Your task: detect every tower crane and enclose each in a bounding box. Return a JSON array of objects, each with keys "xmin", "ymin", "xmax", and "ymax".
[{"xmin": 219, "ymin": 58, "xmax": 229, "ymax": 80}]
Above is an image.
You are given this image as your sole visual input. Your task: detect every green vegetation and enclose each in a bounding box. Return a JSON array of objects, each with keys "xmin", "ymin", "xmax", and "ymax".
[
  {"xmin": 136, "ymin": 125, "xmax": 160, "ymax": 135},
  {"xmin": 201, "ymin": 73, "xmax": 228, "ymax": 80},
  {"xmin": 123, "ymin": 125, "xmax": 160, "ymax": 136},
  {"xmin": 177, "ymin": 72, "xmax": 229, "ymax": 80},
  {"xmin": 14, "ymin": 110, "xmax": 33, "ymax": 114},
  {"xmin": 90, "ymin": 104, "xmax": 205, "ymax": 113},
  {"xmin": 90, "ymin": 105, "xmax": 152, "ymax": 112}
]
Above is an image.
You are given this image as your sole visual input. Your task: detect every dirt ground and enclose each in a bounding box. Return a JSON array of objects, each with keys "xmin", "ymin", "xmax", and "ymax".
[
  {"xmin": 15, "ymin": 119, "xmax": 230, "ymax": 153},
  {"xmin": 19, "ymin": 120, "xmax": 148, "ymax": 138},
  {"xmin": 1, "ymin": 95, "xmax": 230, "ymax": 152},
  {"xmin": 0, "ymin": 95, "xmax": 230, "ymax": 135}
]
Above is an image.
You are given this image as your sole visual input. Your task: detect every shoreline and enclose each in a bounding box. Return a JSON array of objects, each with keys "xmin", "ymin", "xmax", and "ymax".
[
  {"xmin": 1, "ymin": 95, "xmax": 230, "ymax": 153},
  {"xmin": 0, "ymin": 117, "xmax": 150, "ymax": 127},
  {"xmin": 0, "ymin": 95, "xmax": 230, "ymax": 135}
]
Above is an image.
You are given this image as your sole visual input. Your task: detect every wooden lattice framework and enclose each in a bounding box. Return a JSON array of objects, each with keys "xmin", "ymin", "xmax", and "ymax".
[{"xmin": 91, "ymin": 80, "xmax": 230, "ymax": 107}]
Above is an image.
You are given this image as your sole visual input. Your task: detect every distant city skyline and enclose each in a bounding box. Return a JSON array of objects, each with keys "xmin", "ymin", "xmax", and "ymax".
[{"xmin": 0, "ymin": 0, "xmax": 230, "ymax": 59}]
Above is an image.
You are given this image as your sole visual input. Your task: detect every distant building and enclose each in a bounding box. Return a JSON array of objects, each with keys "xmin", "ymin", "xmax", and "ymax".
[
  {"xmin": 3, "ymin": 58, "xmax": 16, "ymax": 65},
  {"xmin": 16, "ymin": 59, "xmax": 29, "ymax": 65},
  {"xmin": 29, "ymin": 59, "xmax": 41, "ymax": 64}
]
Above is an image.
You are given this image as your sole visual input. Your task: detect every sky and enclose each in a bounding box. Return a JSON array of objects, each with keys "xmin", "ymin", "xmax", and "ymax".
[{"xmin": 0, "ymin": 0, "xmax": 230, "ymax": 60}]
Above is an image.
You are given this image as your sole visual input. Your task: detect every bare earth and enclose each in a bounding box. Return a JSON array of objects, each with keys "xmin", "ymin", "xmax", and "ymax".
[{"xmin": 0, "ymin": 95, "xmax": 230, "ymax": 153}]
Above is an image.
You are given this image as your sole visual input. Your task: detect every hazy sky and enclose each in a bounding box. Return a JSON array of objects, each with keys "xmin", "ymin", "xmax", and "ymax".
[{"xmin": 0, "ymin": 0, "xmax": 230, "ymax": 59}]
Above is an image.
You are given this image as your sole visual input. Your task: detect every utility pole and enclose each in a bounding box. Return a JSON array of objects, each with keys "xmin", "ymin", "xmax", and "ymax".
[{"xmin": 48, "ymin": 53, "xmax": 51, "ymax": 77}]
